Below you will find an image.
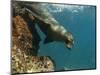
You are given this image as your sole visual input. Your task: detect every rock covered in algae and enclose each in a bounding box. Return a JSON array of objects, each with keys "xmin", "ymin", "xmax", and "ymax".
[{"xmin": 11, "ymin": 15, "xmax": 55, "ymax": 74}]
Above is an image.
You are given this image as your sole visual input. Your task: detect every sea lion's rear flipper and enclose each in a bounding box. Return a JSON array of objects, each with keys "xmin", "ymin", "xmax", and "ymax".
[{"xmin": 44, "ymin": 36, "xmax": 53, "ymax": 44}]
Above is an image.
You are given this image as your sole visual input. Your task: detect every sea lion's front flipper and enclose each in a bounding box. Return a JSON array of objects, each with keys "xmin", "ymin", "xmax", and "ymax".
[{"xmin": 44, "ymin": 36, "xmax": 53, "ymax": 44}]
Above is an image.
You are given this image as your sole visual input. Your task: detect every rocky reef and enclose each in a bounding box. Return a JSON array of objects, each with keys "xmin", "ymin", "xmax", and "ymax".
[
  {"xmin": 11, "ymin": 1, "xmax": 76, "ymax": 74},
  {"xmin": 12, "ymin": 15, "xmax": 55, "ymax": 74}
]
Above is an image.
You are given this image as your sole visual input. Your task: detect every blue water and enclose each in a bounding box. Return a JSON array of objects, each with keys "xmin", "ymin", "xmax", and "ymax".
[{"xmin": 37, "ymin": 4, "xmax": 96, "ymax": 71}]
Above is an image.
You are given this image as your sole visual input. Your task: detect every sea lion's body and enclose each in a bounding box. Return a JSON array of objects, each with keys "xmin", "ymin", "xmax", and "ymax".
[{"xmin": 14, "ymin": 2, "xmax": 74, "ymax": 48}]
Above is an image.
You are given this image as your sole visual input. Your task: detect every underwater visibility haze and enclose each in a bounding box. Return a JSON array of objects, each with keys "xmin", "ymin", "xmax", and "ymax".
[
  {"xmin": 37, "ymin": 3, "xmax": 96, "ymax": 71},
  {"xmin": 12, "ymin": 1, "xmax": 96, "ymax": 73}
]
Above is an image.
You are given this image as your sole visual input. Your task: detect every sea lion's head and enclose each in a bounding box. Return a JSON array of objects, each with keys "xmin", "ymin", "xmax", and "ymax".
[{"xmin": 65, "ymin": 32, "xmax": 74, "ymax": 49}]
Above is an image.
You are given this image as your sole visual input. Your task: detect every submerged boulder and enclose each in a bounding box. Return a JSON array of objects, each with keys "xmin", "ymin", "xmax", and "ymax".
[{"xmin": 12, "ymin": 15, "xmax": 55, "ymax": 74}]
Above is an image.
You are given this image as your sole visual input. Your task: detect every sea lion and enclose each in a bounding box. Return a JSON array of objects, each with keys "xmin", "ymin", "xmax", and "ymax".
[
  {"xmin": 35, "ymin": 18, "xmax": 74, "ymax": 49},
  {"xmin": 16, "ymin": 2, "xmax": 74, "ymax": 49}
]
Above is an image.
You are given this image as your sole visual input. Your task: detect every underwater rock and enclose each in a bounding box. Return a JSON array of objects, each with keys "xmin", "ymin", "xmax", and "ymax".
[
  {"xmin": 12, "ymin": 15, "xmax": 55, "ymax": 74},
  {"xmin": 12, "ymin": 1, "xmax": 74, "ymax": 74}
]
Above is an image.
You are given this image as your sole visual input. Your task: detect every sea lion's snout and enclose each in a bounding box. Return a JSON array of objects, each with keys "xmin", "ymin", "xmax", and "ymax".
[
  {"xmin": 65, "ymin": 33, "xmax": 74, "ymax": 49},
  {"xmin": 66, "ymin": 40, "xmax": 74, "ymax": 49}
]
